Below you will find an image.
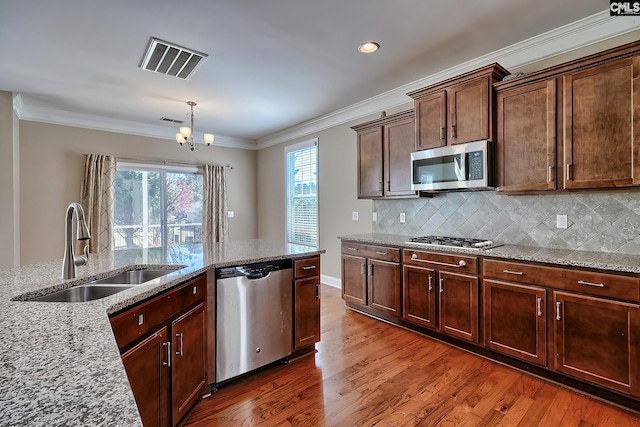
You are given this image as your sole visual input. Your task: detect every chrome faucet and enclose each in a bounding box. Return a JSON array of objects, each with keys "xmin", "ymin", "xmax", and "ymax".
[{"xmin": 62, "ymin": 202, "xmax": 91, "ymax": 280}]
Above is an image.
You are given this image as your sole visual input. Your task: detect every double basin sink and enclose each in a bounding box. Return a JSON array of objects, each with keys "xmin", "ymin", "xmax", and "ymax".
[{"xmin": 29, "ymin": 267, "xmax": 185, "ymax": 302}]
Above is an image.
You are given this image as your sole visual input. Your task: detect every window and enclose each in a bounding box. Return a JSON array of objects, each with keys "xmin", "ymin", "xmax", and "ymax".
[
  {"xmin": 114, "ymin": 163, "xmax": 203, "ymax": 263},
  {"xmin": 286, "ymin": 139, "xmax": 318, "ymax": 247}
]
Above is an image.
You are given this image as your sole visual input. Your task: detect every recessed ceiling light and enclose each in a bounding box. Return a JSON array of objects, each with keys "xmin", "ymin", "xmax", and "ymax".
[{"xmin": 358, "ymin": 42, "xmax": 380, "ymax": 54}]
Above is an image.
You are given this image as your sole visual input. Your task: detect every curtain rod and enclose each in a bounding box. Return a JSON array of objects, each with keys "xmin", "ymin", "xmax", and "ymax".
[{"xmin": 112, "ymin": 155, "xmax": 233, "ymax": 170}]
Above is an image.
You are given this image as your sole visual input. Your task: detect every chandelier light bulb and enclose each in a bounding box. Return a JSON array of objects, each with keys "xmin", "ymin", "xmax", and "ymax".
[
  {"xmin": 204, "ymin": 133, "xmax": 214, "ymax": 145},
  {"xmin": 179, "ymin": 126, "xmax": 192, "ymax": 139}
]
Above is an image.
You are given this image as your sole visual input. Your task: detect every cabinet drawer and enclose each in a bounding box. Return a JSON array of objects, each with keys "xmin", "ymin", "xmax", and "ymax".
[
  {"xmin": 110, "ymin": 274, "xmax": 207, "ymax": 350},
  {"xmin": 341, "ymin": 241, "xmax": 400, "ymax": 262},
  {"xmin": 403, "ymin": 249, "xmax": 478, "ymax": 274},
  {"xmin": 294, "ymin": 256, "xmax": 320, "ymax": 278},
  {"xmin": 484, "ymin": 259, "xmax": 640, "ymax": 302}
]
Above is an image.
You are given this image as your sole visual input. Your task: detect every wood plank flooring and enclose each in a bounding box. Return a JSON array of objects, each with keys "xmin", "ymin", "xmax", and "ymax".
[{"xmin": 182, "ymin": 285, "xmax": 640, "ymax": 427}]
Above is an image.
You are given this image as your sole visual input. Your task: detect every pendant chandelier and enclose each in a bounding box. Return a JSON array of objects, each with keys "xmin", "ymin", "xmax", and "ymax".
[{"xmin": 175, "ymin": 101, "xmax": 214, "ymax": 151}]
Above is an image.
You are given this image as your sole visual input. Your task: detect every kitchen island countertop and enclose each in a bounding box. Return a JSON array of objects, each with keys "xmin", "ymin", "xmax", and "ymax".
[
  {"xmin": 0, "ymin": 240, "xmax": 323, "ymax": 427},
  {"xmin": 339, "ymin": 233, "xmax": 640, "ymax": 274}
]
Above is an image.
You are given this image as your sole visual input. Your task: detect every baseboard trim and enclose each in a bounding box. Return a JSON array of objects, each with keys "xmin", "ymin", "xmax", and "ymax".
[{"xmin": 320, "ymin": 274, "xmax": 341, "ymax": 289}]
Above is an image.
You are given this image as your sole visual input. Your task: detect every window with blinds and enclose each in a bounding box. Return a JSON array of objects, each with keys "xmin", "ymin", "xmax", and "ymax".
[{"xmin": 286, "ymin": 139, "xmax": 318, "ymax": 248}]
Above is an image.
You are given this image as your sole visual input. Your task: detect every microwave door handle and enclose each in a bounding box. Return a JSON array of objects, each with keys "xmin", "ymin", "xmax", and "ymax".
[{"xmin": 455, "ymin": 154, "xmax": 466, "ymax": 181}]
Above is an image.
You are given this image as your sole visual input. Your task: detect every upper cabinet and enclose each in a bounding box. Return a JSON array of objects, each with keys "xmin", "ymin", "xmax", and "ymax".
[
  {"xmin": 352, "ymin": 110, "xmax": 417, "ymax": 199},
  {"xmin": 408, "ymin": 64, "xmax": 509, "ymax": 151}
]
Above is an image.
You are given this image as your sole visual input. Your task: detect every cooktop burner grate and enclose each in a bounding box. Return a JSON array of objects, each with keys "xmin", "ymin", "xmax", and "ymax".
[{"xmin": 407, "ymin": 235, "xmax": 499, "ymax": 249}]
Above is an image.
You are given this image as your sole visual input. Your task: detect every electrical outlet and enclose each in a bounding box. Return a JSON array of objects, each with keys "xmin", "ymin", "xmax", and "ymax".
[
  {"xmin": 352, "ymin": 211, "xmax": 359, "ymax": 221},
  {"xmin": 227, "ymin": 211, "xmax": 234, "ymax": 218},
  {"xmin": 372, "ymin": 212, "xmax": 378, "ymax": 222},
  {"xmin": 400, "ymin": 212, "xmax": 406, "ymax": 223},
  {"xmin": 557, "ymin": 214, "xmax": 567, "ymax": 229}
]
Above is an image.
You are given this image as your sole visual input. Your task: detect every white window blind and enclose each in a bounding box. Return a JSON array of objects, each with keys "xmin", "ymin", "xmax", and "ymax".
[{"xmin": 286, "ymin": 139, "xmax": 318, "ymax": 248}]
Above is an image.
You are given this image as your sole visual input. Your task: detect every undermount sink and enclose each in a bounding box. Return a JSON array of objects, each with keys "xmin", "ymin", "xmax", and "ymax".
[
  {"xmin": 90, "ymin": 269, "xmax": 177, "ymax": 285},
  {"xmin": 30, "ymin": 285, "xmax": 134, "ymax": 302}
]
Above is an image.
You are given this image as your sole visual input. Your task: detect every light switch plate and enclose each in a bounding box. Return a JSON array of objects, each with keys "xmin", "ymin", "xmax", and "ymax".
[
  {"xmin": 557, "ymin": 214, "xmax": 568, "ymax": 229},
  {"xmin": 372, "ymin": 212, "xmax": 378, "ymax": 222},
  {"xmin": 400, "ymin": 212, "xmax": 406, "ymax": 223},
  {"xmin": 352, "ymin": 211, "xmax": 359, "ymax": 221},
  {"xmin": 227, "ymin": 211, "xmax": 234, "ymax": 218}
]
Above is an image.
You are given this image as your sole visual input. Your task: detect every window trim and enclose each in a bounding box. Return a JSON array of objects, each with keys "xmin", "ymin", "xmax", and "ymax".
[{"xmin": 285, "ymin": 138, "xmax": 319, "ymax": 248}]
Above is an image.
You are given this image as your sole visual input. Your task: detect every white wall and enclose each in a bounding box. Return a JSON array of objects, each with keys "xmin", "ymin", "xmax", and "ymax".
[{"xmin": 19, "ymin": 121, "xmax": 257, "ymax": 265}]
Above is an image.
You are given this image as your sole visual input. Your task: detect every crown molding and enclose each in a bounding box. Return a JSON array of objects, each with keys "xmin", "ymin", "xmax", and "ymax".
[
  {"xmin": 256, "ymin": 10, "xmax": 640, "ymax": 149},
  {"xmin": 12, "ymin": 94, "xmax": 257, "ymax": 150}
]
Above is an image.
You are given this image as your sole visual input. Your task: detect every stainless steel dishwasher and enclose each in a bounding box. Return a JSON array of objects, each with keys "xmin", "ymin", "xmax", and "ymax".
[{"xmin": 215, "ymin": 259, "xmax": 293, "ymax": 383}]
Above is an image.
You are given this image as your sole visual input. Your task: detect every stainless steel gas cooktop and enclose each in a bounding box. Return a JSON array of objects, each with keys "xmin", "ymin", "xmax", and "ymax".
[{"xmin": 406, "ymin": 235, "xmax": 500, "ymax": 250}]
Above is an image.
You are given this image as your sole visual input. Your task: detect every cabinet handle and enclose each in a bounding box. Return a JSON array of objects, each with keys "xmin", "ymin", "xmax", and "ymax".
[
  {"xmin": 347, "ymin": 247, "xmax": 358, "ymax": 251},
  {"xmin": 162, "ymin": 342, "xmax": 171, "ymax": 367},
  {"xmin": 387, "ymin": 181, "xmax": 390, "ymax": 192},
  {"xmin": 375, "ymin": 251, "xmax": 388, "ymax": 255},
  {"xmin": 360, "ymin": 263, "xmax": 365, "ymax": 275},
  {"xmin": 440, "ymin": 127, "xmax": 445, "ymax": 140},
  {"xmin": 302, "ymin": 265, "xmax": 317, "ymax": 270},
  {"xmin": 428, "ymin": 275, "xmax": 433, "ymax": 291},
  {"xmin": 439, "ymin": 278, "xmax": 444, "ymax": 293},
  {"xmin": 370, "ymin": 264, "xmax": 374, "ymax": 276},
  {"xmin": 577, "ymin": 280, "xmax": 605, "ymax": 288},
  {"xmin": 566, "ymin": 164, "xmax": 572, "ymax": 180},
  {"xmin": 548, "ymin": 166, "xmax": 553, "ymax": 183},
  {"xmin": 556, "ymin": 302, "xmax": 562, "ymax": 321},
  {"xmin": 411, "ymin": 255, "xmax": 466, "ymax": 269},
  {"xmin": 176, "ymin": 333, "xmax": 184, "ymax": 357},
  {"xmin": 451, "ymin": 124, "xmax": 456, "ymax": 138},
  {"xmin": 316, "ymin": 284, "xmax": 321, "ymax": 299},
  {"xmin": 537, "ymin": 298, "xmax": 543, "ymax": 317},
  {"xmin": 503, "ymin": 269, "xmax": 523, "ymax": 276}
]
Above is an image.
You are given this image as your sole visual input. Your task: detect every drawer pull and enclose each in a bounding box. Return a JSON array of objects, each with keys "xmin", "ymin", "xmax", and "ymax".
[
  {"xmin": 375, "ymin": 251, "xmax": 388, "ymax": 255},
  {"xmin": 556, "ymin": 302, "xmax": 562, "ymax": 321},
  {"xmin": 162, "ymin": 341, "xmax": 171, "ymax": 367},
  {"xmin": 138, "ymin": 314, "xmax": 144, "ymax": 326},
  {"xmin": 411, "ymin": 253, "xmax": 467, "ymax": 268},
  {"xmin": 537, "ymin": 298, "xmax": 543, "ymax": 317},
  {"xmin": 192, "ymin": 286, "xmax": 197, "ymax": 295},
  {"xmin": 176, "ymin": 333, "xmax": 184, "ymax": 356},
  {"xmin": 577, "ymin": 280, "xmax": 604, "ymax": 288},
  {"xmin": 503, "ymin": 269, "xmax": 523, "ymax": 276},
  {"xmin": 439, "ymin": 278, "xmax": 444, "ymax": 293},
  {"xmin": 347, "ymin": 247, "xmax": 358, "ymax": 251},
  {"xmin": 302, "ymin": 265, "xmax": 317, "ymax": 270},
  {"xmin": 428, "ymin": 275, "xmax": 433, "ymax": 291}
]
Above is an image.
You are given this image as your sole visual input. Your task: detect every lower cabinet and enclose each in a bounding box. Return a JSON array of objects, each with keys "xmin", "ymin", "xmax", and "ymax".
[
  {"xmin": 483, "ymin": 279, "xmax": 547, "ymax": 366},
  {"xmin": 368, "ymin": 259, "xmax": 401, "ymax": 316},
  {"xmin": 553, "ymin": 291, "xmax": 640, "ymax": 396},
  {"xmin": 110, "ymin": 273, "xmax": 208, "ymax": 427},
  {"xmin": 293, "ymin": 255, "xmax": 322, "ymax": 349},
  {"xmin": 438, "ymin": 271, "xmax": 479, "ymax": 343},
  {"xmin": 402, "ymin": 265, "xmax": 436, "ymax": 329}
]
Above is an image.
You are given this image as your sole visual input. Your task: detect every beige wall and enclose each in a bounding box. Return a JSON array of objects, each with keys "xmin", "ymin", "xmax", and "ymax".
[
  {"xmin": 257, "ymin": 33, "xmax": 640, "ymax": 282},
  {"xmin": 19, "ymin": 121, "xmax": 257, "ymax": 265},
  {"xmin": 0, "ymin": 91, "xmax": 18, "ymax": 268}
]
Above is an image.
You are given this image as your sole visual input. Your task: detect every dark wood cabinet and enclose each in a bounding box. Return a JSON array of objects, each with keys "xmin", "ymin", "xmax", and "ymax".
[
  {"xmin": 438, "ymin": 271, "xmax": 479, "ymax": 343},
  {"xmin": 341, "ymin": 242, "xmax": 402, "ymax": 318},
  {"xmin": 495, "ymin": 79, "xmax": 557, "ymax": 192},
  {"xmin": 563, "ymin": 56, "xmax": 640, "ymax": 189},
  {"xmin": 553, "ymin": 291, "xmax": 640, "ymax": 396},
  {"xmin": 408, "ymin": 64, "xmax": 509, "ymax": 150},
  {"xmin": 171, "ymin": 303, "xmax": 206, "ymax": 426},
  {"xmin": 122, "ymin": 327, "xmax": 170, "ymax": 427},
  {"xmin": 110, "ymin": 273, "xmax": 208, "ymax": 427},
  {"xmin": 352, "ymin": 110, "xmax": 416, "ymax": 199},
  {"xmin": 293, "ymin": 255, "xmax": 321, "ymax": 350},
  {"xmin": 483, "ymin": 279, "xmax": 547, "ymax": 366},
  {"xmin": 402, "ymin": 264, "xmax": 436, "ymax": 329}
]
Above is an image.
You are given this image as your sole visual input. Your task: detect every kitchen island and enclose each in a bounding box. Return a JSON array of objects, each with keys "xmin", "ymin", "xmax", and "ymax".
[{"xmin": 0, "ymin": 240, "xmax": 323, "ymax": 427}]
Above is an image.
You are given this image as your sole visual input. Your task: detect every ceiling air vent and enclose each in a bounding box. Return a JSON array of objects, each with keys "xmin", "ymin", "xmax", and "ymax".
[
  {"xmin": 160, "ymin": 117, "xmax": 184, "ymax": 124},
  {"xmin": 140, "ymin": 37, "xmax": 207, "ymax": 80}
]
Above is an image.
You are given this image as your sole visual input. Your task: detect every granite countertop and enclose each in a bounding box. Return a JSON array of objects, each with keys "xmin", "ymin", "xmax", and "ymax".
[
  {"xmin": 0, "ymin": 240, "xmax": 324, "ymax": 427},
  {"xmin": 339, "ymin": 233, "xmax": 640, "ymax": 274}
]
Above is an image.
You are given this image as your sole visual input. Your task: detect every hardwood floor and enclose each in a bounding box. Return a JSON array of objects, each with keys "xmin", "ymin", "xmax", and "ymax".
[{"xmin": 182, "ymin": 285, "xmax": 640, "ymax": 427}]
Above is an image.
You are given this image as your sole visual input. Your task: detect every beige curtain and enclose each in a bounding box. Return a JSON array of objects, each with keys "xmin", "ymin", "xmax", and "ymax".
[
  {"xmin": 80, "ymin": 154, "xmax": 116, "ymax": 253},
  {"xmin": 202, "ymin": 165, "xmax": 229, "ymax": 245}
]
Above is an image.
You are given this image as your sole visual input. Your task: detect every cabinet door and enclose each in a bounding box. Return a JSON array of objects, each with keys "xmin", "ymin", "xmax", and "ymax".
[
  {"xmin": 341, "ymin": 254, "xmax": 367, "ymax": 305},
  {"xmin": 121, "ymin": 326, "xmax": 170, "ymax": 427},
  {"xmin": 554, "ymin": 291, "xmax": 640, "ymax": 396},
  {"xmin": 438, "ymin": 271, "xmax": 479, "ymax": 343},
  {"xmin": 449, "ymin": 77, "xmax": 490, "ymax": 145},
  {"xmin": 564, "ymin": 56, "xmax": 640, "ymax": 189},
  {"xmin": 357, "ymin": 126, "xmax": 383, "ymax": 198},
  {"xmin": 497, "ymin": 80, "xmax": 556, "ymax": 192},
  {"xmin": 403, "ymin": 265, "xmax": 436, "ymax": 329},
  {"xmin": 415, "ymin": 91, "xmax": 447, "ymax": 150},
  {"xmin": 384, "ymin": 117, "xmax": 416, "ymax": 196},
  {"xmin": 368, "ymin": 259, "xmax": 402, "ymax": 317},
  {"xmin": 483, "ymin": 279, "xmax": 546, "ymax": 366},
  {"xmin": 294, "ymin": 276, "xmax": 321, "ymax": 349},
  {"xmin": 171, "ymin": 303, "xmax": 206, "ymax": 426}
]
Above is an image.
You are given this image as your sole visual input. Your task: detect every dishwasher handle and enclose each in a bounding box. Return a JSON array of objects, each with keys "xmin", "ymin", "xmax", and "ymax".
[{"xmin": 246, "ymin": 272, "xmax": 271, "ymax": 280}]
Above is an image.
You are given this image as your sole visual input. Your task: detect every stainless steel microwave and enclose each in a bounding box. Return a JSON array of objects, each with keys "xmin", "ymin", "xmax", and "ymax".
[{"xmin": 410, "ymin": 140, "xmax": 495, "ymax": 191}]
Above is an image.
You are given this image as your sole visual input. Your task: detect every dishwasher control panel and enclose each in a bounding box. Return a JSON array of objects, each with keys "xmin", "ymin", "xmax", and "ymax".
[{"xmin": 216, "ymin": 259, "xmax": 293, "ymax": 279}]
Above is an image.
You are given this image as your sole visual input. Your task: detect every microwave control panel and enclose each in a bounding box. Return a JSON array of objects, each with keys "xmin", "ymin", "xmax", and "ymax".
[{"xmin": 468, "ymin": 151, "xmax": 484, "ymax": 180}]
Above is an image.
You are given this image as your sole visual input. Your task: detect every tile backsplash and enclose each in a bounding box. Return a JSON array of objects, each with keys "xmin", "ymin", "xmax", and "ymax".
[{"xmin": 373, "ymin": 191, "xmax": 640, "ymax": 254}]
